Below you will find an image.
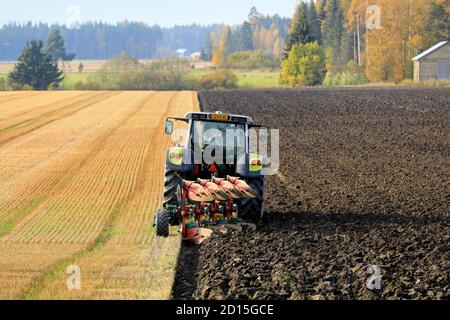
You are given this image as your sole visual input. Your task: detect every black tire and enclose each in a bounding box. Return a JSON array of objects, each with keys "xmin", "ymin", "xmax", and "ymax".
[
  {"xmin": 163, "ymin": 168, "xmax": 182, "ymax": 208},
  {"xmin": 156, "ymin": 210, "xmax": 170, "ymax": 237},
  {"xmin": 163, "ymin": 168, "xmax": 182, "ymax": 225},
  {"xmin": 238, "ymin": 176, "xmax": 264, "ymax": 224}
]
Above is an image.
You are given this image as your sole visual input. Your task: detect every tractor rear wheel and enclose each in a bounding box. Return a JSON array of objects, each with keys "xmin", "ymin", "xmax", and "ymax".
[
  {"xmin": 156, "ymin": 210, "xmax": 170, "ymax": 237},
  {"xmin": 163, "ymin": 168, "xmax": 182, "ymax": 224},
  {"xmin": 238, "ymin": 176, "xmax": 264, "ymax": 224}
]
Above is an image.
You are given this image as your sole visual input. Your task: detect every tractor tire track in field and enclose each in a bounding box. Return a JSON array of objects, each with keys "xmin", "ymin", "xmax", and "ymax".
[
  {"xmin": 45, "ymin": 92, "xmax": 194, "ymax": 300},
  {"xmin": 47, "ymin": 92, "xmax": 196, "ymax": 300},
  {"xmin": 0, "ymin": 92, "xmax": 90, "ymax": 125},
  {"xmin": 14, "ymin": 92, "xmax": 157, "ymax": 298},
  {"xmin": 0, "ymin": 91, "xmax": 192, "ymax": 299},
  {"xmin": 0, "ymin": 92, "xmax": 115, "ymax": 147},
  {"xmin": 0, "ymin": 92, "xmax": 120, "ymax": 185},
  {"xmin": 173, "ymin": 88, "xmax": 450, "ymax": 300},
  {"xmin": 0, "ymin": 92, "xmax": 41, "ymax": 105},
  {"xmin": 0, "ymin": 93, "xmax": 156, "ymax": 239},
  {"xmin": 2, "ymin": 92, "xmax": 157, "ymax": 243},
  {"xmin": 0, "ymin": 92, "xmax": 93, "ymax": 127},
  {"xmin": 0, "ymin": 92, "xmax": 126, "ymax": 224},
  {"xmin": 10, "ymin": 92, "xmax": 192, "ymax": 299},
  {"xmin": 19, "ymin": 191, "xmax": 134, "ymax": 299}
]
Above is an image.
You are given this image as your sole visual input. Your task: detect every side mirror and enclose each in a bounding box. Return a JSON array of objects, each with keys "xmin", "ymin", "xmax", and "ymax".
[{"xmin": 165, "ymin": 120, "xmax": 174, "ymax": 135}]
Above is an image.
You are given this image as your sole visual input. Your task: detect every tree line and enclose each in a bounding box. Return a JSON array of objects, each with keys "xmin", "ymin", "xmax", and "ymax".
[
  {"xmin": 0, "ymin": 21, "xmax": 222, "ymax": 61},
  {"xmin": 5, "ymin": 31, "xmax": 239, "ymax": 91}
]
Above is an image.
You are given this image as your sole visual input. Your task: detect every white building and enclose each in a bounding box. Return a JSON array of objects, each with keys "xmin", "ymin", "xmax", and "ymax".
[{"xmin": 176, "ymin": 49, "xmax": 188, "ymax": 58}]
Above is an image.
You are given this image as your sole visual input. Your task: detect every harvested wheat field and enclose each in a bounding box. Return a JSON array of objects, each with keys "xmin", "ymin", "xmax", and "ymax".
[{"xmin": 0, "ymin": 91, "xmax": 198, "ymax": 299}]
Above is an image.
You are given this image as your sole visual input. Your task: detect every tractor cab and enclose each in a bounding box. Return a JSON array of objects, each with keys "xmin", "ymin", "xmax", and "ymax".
[{"xmin": 164, "ymin": 111, "xmax": 265, "ymax": 179}]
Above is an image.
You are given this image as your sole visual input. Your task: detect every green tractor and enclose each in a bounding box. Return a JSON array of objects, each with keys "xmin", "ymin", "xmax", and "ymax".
[{"xmin": 153, "ymin": 111, "xmax": 269, "ymax": 244}]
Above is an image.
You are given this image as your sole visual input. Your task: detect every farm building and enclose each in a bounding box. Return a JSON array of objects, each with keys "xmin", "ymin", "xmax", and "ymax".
[
  {"xmin": 412, "ymin": 41, "xmax": 450, "ymax": 82},
  {"xmin": 190, "ymin": 52, "xmax": 201, "ymax": 62},
  {"xmin": 176, "ymin": 49, "xmax": 188, "ymax": 58}
]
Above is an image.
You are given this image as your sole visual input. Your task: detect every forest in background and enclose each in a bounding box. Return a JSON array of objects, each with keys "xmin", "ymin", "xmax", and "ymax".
[
  {"xmin": 1, "ymin": 1, "xmax": 449, "ymax": 89},
  {"xmin": 204, "ymin": 1, "xmax": 449, "ymax": 83},
  {"xmin": 0, "ymin": 7, "xmax": 290, "ymax": 62},
  {"xmin": 0, "ymin": 21, "xmax": 224, "ymax": 60}
]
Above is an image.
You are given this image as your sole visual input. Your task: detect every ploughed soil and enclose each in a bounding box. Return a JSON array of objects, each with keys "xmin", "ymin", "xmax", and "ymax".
[{"xmin": 172, "ymin": 87, "xmax": 450, "ymax": 300}]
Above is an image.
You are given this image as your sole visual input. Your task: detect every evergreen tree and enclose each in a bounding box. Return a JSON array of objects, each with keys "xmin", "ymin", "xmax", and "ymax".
[
  {"xmin": 319, "ymin": 0, "xmax": 327, "ymax": 22},
  {"xmin": 248, "ymin": 6, "xmax": 262, "ymax": 25},
  {"xmin": 8, "ymin": 40, "xmax": 63, "ymax": 90},
  {"xmin": 283, "ymin": 2, "xmax": 312, "ymax": 58},
  {"xmin": 240, "ymin": 22, "xmax": 254, "ymax": 51},
  {"xmin": 201, "ymin": 33, "xmax": 214, "ymax": 61},
  {"xmin": 340, "ymin": 26, "xmax": 353, "ymax": 65},
  {"xmin": 307, "ymin": 0, "xmax": 322, "ymax": 44},
  {"xmin": 424, "ymin": 0, "xmax": 450, "ymax": 48},
  {"xmin": 44, "ymin": 29, "xmax": 75, "ymax": 62},
  {"xmin": 321, "ymin": 0, "xmax": 344, "ymax": 65},
  {"xmin": 229, "ymin": 28, "xmax": 241, "ymax": 53},
  {"xmin": 220, "ymin": 26, "xmax": 233, "ymax": 56}
]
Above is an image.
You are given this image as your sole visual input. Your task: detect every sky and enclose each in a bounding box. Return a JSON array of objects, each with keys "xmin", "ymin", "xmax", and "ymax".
[{"xmin": 0, "ymin": 0, "xmax": 299, "ymax": 27}]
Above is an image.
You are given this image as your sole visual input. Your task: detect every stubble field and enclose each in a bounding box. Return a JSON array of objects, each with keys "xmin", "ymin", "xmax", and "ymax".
[{"xmin": 0, "ymin": 90, "xmax": 198, "ymax": 299}]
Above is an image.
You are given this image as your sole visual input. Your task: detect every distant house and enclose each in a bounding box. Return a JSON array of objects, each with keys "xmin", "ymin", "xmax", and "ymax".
[
  {"xmin": 412, "ymin": 41, "xmax": 450, "ymax": 82},
  {"xmin": 190, "ymin": 52, "xmax": 201, "ymax": 62},
  {"xmin": 176, "ymin": 49, "xmax": 188, "ymax": 58}
]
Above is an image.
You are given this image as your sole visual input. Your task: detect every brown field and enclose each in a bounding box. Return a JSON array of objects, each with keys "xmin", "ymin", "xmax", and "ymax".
[
  {"xmin": 173, "ymin": 88, "xmax": 450, "ymax": 300},
  {"xmin": 0, "ymin": 91, "xmax": 198, "ymax": 299}
]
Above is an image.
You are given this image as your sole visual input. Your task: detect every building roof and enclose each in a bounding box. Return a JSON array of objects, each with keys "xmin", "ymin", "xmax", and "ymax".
[
  {"xmin": 190, "ymin": 52, "xmax": 201, "ymax": 57},
  {"xmin": 412, "ymin": 41, "xmax": 448, "ymax": 61},
  {"xmin": 176, "ymin": 49, "xmax": 188, "ymax": 54}
]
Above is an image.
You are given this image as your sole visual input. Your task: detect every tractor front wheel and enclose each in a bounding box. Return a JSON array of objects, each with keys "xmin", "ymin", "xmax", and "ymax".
[
  {"xmin": 238, "ymin": 176, "xmax": 264, "ymax": 224},
  {"xmin": 163, "ymin": 168, "xmax": 182, "ymax": 225},
  {"xmin": 155, "ymin": 210, "xmax": 170, "ymax": 237}
]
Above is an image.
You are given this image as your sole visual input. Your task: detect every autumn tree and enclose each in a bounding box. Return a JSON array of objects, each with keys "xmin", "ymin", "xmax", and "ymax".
[
  {"xmin": 221, "ymin": 26, "xmax": 233, "ymax": 56},
  {"xmin": 211, "ymin": 27, "xmax": 233, "ymax": 67},
  {"xmin": 273, "ymin": 37, "xmax": 283, "ymax": 58},
  {"xmin": 211, "ymin": 32, "xmax": 224, "ymax": 66},
  {"xmin": 281, "ymin": 42, "xmax": 326, "ymax": 86}
]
